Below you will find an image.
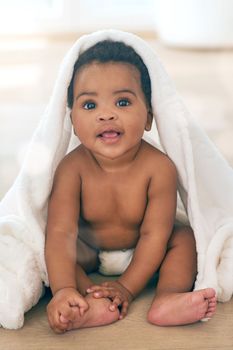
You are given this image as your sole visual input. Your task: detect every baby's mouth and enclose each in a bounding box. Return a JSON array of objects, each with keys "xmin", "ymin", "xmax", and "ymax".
[
  {"xmin": 96, "ymin": 129, "xmax": 122, "ymax": 144},
  {"xmin": 97, "ymin": 130, "xmax": 121, "ymax": 139}
]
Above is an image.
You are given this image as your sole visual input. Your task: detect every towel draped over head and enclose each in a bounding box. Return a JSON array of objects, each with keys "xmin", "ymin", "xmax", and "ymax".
[{"xmin": 1, "ymin": 29, "xmax": 233, "ymax": 329}]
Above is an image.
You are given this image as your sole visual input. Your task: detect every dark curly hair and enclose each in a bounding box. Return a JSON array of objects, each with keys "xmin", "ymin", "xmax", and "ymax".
[{"xmin": 67, "ymin": 40, "xmax": 151, "ymax": 109}]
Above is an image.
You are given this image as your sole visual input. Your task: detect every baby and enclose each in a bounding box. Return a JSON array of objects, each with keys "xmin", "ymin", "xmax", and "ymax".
[{"xmin": 45, "ymin": 40, "xmax": 216, "ymax": 334}]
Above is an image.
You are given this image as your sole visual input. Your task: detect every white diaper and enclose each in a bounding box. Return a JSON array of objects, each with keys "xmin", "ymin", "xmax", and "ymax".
[{"xmin": 98, "ymin": 249, "xmax": 134, "ymax": 276}]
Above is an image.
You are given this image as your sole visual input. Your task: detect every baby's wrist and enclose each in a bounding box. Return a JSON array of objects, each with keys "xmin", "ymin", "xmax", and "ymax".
[
  {"xmin": 53, "ymin": 286, "xmax": 77, "ymax": 296},
  {"xmin": 116, "ymin": 280, "xmax": 135, "ymax": 301}
]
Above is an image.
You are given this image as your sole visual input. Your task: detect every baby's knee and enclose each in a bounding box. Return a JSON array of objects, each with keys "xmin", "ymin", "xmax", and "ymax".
[{"xmin": 169, "ymin": 225, "xmax": 195, "ymax": 248}]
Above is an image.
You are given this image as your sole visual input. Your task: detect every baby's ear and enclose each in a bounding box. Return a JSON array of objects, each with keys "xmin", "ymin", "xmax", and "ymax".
[
  {"xmin": 145, "ymin": 109, "xmax": 153, "ymax": 131},
  {"xmin": 70, "ymin": 112, "xmax": 77, "ymax": 135}
]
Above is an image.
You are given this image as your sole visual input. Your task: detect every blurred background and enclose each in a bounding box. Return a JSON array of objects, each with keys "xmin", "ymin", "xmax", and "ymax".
[{"xmin": 0, "ymin": 0, "xmax": 233, "ymax": 199}]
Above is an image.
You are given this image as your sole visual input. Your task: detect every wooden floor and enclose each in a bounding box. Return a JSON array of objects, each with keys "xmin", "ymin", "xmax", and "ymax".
[
  {"xmin": 0, "ymin": 34, "xmax": 233, "ymax": 349},
  {"xmin": 0, "ymin": 274, "xmax": 233, "ymax": 350}
]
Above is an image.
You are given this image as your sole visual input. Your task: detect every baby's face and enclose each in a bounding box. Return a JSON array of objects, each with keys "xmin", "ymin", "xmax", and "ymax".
[{"xmin": 71, "ymin": 61, "xmax": 152, "ymax": 161}]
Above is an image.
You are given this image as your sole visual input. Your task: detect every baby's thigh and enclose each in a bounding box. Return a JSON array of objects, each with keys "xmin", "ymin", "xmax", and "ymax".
[
  {"xmin": 168, "ymin": 223, "xmax": 196, "ymax": 250},
  {"xmin": 76, "ymin": 237, "xmax": 99, "ymax": 273}
]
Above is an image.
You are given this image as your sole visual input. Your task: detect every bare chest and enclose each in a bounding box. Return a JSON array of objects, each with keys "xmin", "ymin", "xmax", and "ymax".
[{"xmin": 80, "ymin": 173, "xmax": 149, "ymax": 227}]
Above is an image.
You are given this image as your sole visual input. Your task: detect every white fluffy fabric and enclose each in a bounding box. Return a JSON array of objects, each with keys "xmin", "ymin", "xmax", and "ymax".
[{"xmin": 0, "ymin": 29, "xmax": 233, "ymax": 329}]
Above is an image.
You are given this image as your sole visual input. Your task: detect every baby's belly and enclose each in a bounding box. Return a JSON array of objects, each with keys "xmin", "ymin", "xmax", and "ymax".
[{"xmin": 78, "ymin": 224, "xmax": 140, "ymax": 250}]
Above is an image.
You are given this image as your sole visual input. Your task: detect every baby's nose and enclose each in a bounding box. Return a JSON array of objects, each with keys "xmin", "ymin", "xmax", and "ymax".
[{"xmin": 96, "ymin": 112, "xmax": 118, "ymax": 122}]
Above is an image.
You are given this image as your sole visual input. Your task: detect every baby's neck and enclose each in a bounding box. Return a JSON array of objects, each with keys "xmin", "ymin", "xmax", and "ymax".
[{"xmin": 86, "ymin": 141, "xmax": 143, "ymax": 173}]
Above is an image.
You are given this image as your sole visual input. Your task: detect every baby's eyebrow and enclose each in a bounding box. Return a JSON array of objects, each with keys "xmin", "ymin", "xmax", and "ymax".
[
  {"xmin": 75, "ymin": 91, "xmax": 97, "ymax": 100},
  {"xmin": 113, "ymin": 89, "xmax": 136, "ymax": 96},
  {"xmin": 75, "ymin": 89, "xmax": 136, "ymax": 101}
]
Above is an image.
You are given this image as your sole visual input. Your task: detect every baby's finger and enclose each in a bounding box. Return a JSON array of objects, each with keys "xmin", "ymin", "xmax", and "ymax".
[
  {"xmin": 52, "ymin": 325, "xmax": 67, "ymax": 334},
  {"xmin": 76, "ymin": 297, "xmax": 89, "ymax": 312},
  {"xmin": 86, "ymin": 285, "xmax": 102, "ymax": 293},
  {"xmin": 51, "ymin": 311, "xmax": 68, "ymax": 333},
  {"xmin": 93, "ymin": 288, "xmax": 117, "ymax": 299},
  {"xmin": 109, "ymin": 296, "xmax": 122, "ymax": 311},
  {"xmin": 79, "ymin": 304, "xmax": 88, "ymax": 316},
  {"xmin": 54, "ymin": 323, "xmax": 68, "ymax": 334},
  {"xmin": 69, "ymin": 305, "xmax": 81, "ymax": 320},
  {"xmin": 59, "ymin": 306, "xmax": 75, "ymax": 322},
  {"xmin": 60, "ymin": 314, "xmax": 69, "ymax": 324},
  {"xmin": 119, "ymin": 301, "xmax": 129, "ymax": 319},
  {"xmin": 93, "ymin": 289, "xmax": 110, "ymax": 298},
  {"xmin": 46, "ymin": 305, "xmax": 69, "ymax": 333}
]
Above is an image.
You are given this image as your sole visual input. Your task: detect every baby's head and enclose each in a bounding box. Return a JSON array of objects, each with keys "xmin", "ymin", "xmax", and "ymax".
[
  {"xmin": 68, "ymin": 40, "xmax": 153, "ymax": 159},
  {"xmin": 67, "ymin": 40, "xmax": 152, "ymax": 110}
]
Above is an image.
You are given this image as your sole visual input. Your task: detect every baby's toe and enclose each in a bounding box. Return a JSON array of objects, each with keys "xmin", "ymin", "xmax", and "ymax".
[{"xmin": 60, "ymin": 314, "xmax": 69, "ymax": 324}]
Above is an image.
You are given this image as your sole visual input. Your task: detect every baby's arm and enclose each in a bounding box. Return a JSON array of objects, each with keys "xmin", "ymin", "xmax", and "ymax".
[
  {"xmin": 45, "ymin": 154, "xmax": 91, "ymax": 331},
  {"xmin": 87, "ymin": 155, "xmax": 178, "ymax": 317},
  {"xmin": 46, "ymin": 154, "xmax": 81, "ymax": 293},
  {"xmin": 117, "ymin": 156, "xmax": 178, "ymax": 298}
]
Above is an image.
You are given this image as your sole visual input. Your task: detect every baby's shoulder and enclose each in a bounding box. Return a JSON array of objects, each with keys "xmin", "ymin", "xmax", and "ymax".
[
  {"xmin": 140, "ymin": 140, "xmax": 177, "ymax": 178},
  {"xmin": 140, "ymin": 140, "xmax": 170, "ymax": 163},
  {"xmin": 55, "ymin": 145, "xmax": 86, "ymax": 176}
]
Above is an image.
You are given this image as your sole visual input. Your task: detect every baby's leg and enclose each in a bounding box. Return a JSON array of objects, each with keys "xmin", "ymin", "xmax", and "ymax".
[
  {"xmin": 75, "ymin": 236, "xmax": 99, "ymax": 295},
  {"xmin": 147, "ymin": 224, "xmax": 217, "ymax": 326},
  {"xmin": 76, "ymin": 236, "xmax": 99, "ymax": 274},
  {"xmin": 59, "ymin": 237, "xmax": 119, "ymax": 331}
]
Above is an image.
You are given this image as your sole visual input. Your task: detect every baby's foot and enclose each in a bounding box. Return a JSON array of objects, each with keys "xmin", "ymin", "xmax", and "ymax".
[
  {"xmin": 59, "ymin": 294, "xmax": 120, "ymax": 331},
  {"xmin": 147, "ymin": 288, "xmax": 216, "ymax": 326}
]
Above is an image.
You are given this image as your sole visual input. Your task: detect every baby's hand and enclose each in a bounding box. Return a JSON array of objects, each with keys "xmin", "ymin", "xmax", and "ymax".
[
  {"xmin": 46, "ymin": 287, "xmax": 89, "ymax": 334},
  {"xmin": 86, "ymin": 281, "xmax": 134, "ymax": 319}
]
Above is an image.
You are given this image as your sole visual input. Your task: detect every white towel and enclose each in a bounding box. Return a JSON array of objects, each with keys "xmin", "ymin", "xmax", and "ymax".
[{"xmin": 1, "ymin": 29, "xmax": 233, "ymax": 329}]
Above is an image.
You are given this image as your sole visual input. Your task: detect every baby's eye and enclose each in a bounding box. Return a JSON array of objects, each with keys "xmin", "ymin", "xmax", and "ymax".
[
  {"xmin": 83, "ymin": 101, "xmax": 96, "ymax": 110},
  {"xmin": 116, "ymin": 99, "xmax": 130, "ymax": 107}
]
